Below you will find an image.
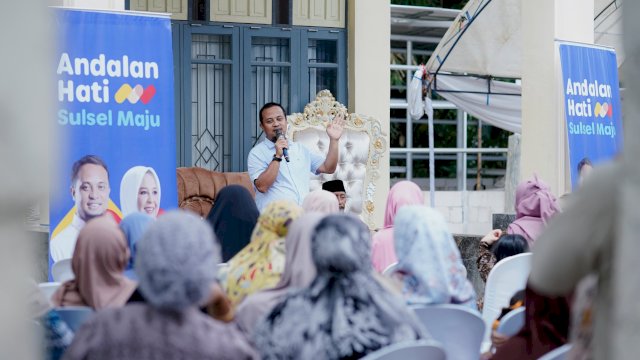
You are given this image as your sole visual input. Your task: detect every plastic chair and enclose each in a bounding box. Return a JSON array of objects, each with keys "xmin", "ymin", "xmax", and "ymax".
[
  {"xmin": 55, "ymin": 306, "xmax": 94, "ymax": 331},
  {"xmin": 482, "ymin": 253, "xmax": 531, "ymax": 342},
  {"xmin": 38, "ymin": 282, "xmax": 61, "ymax": 302},
  {"xmin": 412, "ymin": 304, "xmax": 485, "ymax": 360},
  {"xmin": 51, "ymin": 259, "xmax": 74, "ymax": 283},
  {"xmin": 537, "ymin": 344, "xmax": 572, "ymax": 360},
  {"xmin": 360, "ymin": 340, "xmax": 446, "ymax": 360},
  {"xmin": 496, "ymin": 307, "xmax": 526, "ymax": 336},
  {"xmin": 382, "ymin": 262, "xmax": 399, "ymax": 277}
]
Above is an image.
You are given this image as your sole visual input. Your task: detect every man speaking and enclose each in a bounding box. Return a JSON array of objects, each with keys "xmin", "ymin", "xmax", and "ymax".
[{"xmin": 248, "ymin": 102, "xmax": 344, "ymax": 211}]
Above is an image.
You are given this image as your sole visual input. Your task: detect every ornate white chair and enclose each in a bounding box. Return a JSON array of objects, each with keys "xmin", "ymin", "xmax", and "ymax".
[{"xmin": 287, "ymin": 90, "xmax": 387, "ymax": 229}]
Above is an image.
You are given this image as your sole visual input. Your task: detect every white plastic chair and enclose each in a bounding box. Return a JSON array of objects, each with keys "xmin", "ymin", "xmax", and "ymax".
[
  {"xmin": 382, "ymin": 262, "xmax": 399, "ymax": 277},
  {"xmin": 360, "ymin": 340, "xmax": 446, "ymax": 360},
  {"xmin": 55, "ymin": 306, "xmax": 94, "ymax": 332},
  {"xmin": 412, "ymin": 304, "xmax": 485, "ymax": 360},
  {"xmin": 496, "ymin": 307, "xmax": 526, "ymax": 336},
  {"xmin": 482, "ymin": 253, "xmax": 531, "ymax": 343},
  {"xmin": 38, "ymin": 282, "xmax": 61, "ymax": 302},
  {"xmin": 537, "ymin": 344, "xmax": 572, "ymax": 360},
  {"xmin": 51, "ymin": 259, "xmax": 74, "ymax": 283}
]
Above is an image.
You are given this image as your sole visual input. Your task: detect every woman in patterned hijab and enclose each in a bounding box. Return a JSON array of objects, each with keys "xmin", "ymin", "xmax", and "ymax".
[
  {"xmin": 253, "ymin": 214, "xmax": 427, "ymax": 360},
  {"xmin": 224, "ymin": 200, "xmax": 302, "ymax": 306},
  {"xmin": 393, "ymin": 205, "xmax": 476, "ymax": 308}
]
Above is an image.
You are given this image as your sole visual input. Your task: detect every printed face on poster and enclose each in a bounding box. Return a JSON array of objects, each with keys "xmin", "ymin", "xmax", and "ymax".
[
  {"xmin": 50, "ymin": 9, "xmax": 177, "ymax": 267},
  {"xmin": 559, "ymin": 42, "xmax": 623, "ymax": 189}
]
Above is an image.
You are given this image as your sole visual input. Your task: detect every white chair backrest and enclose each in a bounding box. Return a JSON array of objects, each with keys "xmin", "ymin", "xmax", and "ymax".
[
  {"xmin": 382, "ymin": 262, "xmax": 398, "ymax": 277},
  {"xmin": 482, "ymin": 253, "xmax": 531, "ymax": 342},
  {"xmin": 51, "ymin": 259, "xmax": 74, "ymax": 283},
  {"xmin": 287, "ymin": 90, "xmax": 387, "ymax": 230},
  {"xmin": 360, "ymin": 340, "xmax": 446, "ymax": 360},
  {"xmin": 412, "ymin": 304, "xmax": 485, "ymax": 360},
  {"xmin": 537, "ymin": 344, "xmax": 572, "ymax": 360},
  {"xmin": 38, "ymin": 282, "xmax": 61, "ymax": 302},
  {"xmin": 497, "ymin": 307, "xmax": 526, "ymax": 337},
  {"xmin": 55, "ymin": 306, "xmax": 94, "ymax": 332}
]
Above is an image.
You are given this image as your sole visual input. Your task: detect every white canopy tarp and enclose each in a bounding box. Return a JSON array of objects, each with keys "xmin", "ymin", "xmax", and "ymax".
[
  {"xmin": 433, "ymin": 74, "xmax": 521, "ymax": 133},
  {"xmin": 426, "ymin": 0, "xmax": 623, "ymax": 79},
  {"xmin": 419, "ymin": 0, "xmax": 623, "ymax": 134}
]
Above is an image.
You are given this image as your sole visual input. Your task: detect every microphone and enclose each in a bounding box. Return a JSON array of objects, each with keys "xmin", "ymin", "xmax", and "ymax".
[{"xmin": 275, "ymin": 129, "xmax": 290, "ymax": 162}]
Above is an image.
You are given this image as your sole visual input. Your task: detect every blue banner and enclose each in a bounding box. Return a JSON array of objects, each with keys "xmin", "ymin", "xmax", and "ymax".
[
  {"xmin": 50, "ymin": 9, "xmax": 176, "ymax": 268},
  {"xmin": 559, "ymin": 42, "xmax": 622, "ymax": 189}
]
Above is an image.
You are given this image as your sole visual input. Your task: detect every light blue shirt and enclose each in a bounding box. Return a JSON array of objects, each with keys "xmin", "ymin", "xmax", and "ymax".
[{"xmin": 248, "ymin": 138, "xmax": 324, "ymax": 211}]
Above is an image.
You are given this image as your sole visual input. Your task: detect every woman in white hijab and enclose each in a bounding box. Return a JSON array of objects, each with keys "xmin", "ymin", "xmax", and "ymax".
[{"xmin": 120, "ymin": 166, "xmax": 162, "ymax": 218}]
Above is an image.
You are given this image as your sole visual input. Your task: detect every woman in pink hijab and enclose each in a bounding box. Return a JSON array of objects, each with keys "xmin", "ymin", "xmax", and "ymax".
[
  {"xmin": 52, "ymin": 216, "xmax": 137, "ymax": 310},
  {"xmin": 371, "ymin": 181, "xmax": 424, "ymax": 273},
  {"xmin": 507, "ymin": 175, "xmax": 561, "ymax": 246}
]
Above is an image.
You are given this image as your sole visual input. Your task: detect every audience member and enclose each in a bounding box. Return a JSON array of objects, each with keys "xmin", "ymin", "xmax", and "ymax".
[
  {"xmin": 321, "ymin": 179, "xmax": 347, "ymax": 211},
  {"xmin": 577, "ymin": 157, "xmax": 593, "ymax": 187},
  {"xmin": 371, "ymin": 181, "xmax": 425, "ymax": 273},
  {"xmin": 253, "ymin": 214, "xmax": 427, "ymax": 359},
  {"xmin": 528, "ymin": 162, "xmax": 622, "ymax": 359},
  {"xmin": 392, "ymin": 205, "xmax": 476, "ymax": 308},
  {"xmin": 205, "ymin": 185, "xmax": 260, "ymax": 262},
  {"xmin": 507, "ymin": 175, "xmax": 560, "ymax": 246},
  {"xmin": 235, "ymin": 213, "xmax": 324, "ymax": 335},
  {"xmin": 478, "ymin": 232, "xmax": 530, "ymax": 283},
  {"xmin": 301, "ymin": 189, "xmax": 339, "ymax": 214},
  {"xmin": 491, "ymin": 285, "xmax": 570, "ymax": 360},
  {"xmin": 52, "ymin": 217, "xmax": 136, "ymax": 310},
  {"xmin": 119, "ymin": 212, "xmax": 154, "ymax": 281},
  {"xmin": 63, "ymin": 211, "xmax": 257, "ymax": 360},
  {"xmin": 224, "ymin": 200, "xmax": 302, "ymax": 305}
]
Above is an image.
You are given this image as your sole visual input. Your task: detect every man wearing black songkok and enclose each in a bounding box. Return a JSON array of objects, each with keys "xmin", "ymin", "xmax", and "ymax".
[{"xmin": 322, "ymin": 180, "xmax": 346, "ymax": 212}]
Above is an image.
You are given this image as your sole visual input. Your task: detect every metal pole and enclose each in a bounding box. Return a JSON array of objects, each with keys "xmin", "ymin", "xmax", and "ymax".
[
  {"xmin": 406, "ymin": 40, "xmax": 413, "ymax": 180},
  {"xmin": 456, "ymin": 109, "xmax": 464, "ymax": 190},
  {"xmin": 462, "ymin": 111, "xmax": 468, "ymax": 232},
  {"xmin": 476, "ymin": 119, "xmax": 482, "ymax": 190},
  {"xmin": 428, "ymin": 106, "xmax": 435, "ymax": 207}
]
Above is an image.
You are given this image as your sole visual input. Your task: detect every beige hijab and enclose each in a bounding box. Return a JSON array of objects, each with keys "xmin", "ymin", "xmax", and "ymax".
[{"xmin": 52, "ymin": 216, "xmax": 136, "ymax": 310}]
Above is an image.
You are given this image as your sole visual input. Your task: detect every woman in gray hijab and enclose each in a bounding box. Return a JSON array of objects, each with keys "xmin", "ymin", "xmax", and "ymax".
[
  {"xmin": 63, "ymin": 211, "xmax": 257, "ymax": 360},
  {"xmin": 253, "ymin": 214, "xmax": 427, "ymax": 360}
]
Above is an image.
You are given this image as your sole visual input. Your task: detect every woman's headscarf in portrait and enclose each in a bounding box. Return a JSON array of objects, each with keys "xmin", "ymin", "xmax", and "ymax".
[
  {"xmin": 135, "ymin": 210, "xmax": 221, "ymax": 310},
  {"xmin": 52, "ymin": 217, "xmax": 136, "ymax": 310},
  {"xmin": 224, "ymin": 200, "xmax": 302, "ymax": 306},
  {"xmin": 206, "ymin": 185, "xmax": 259, "ymax": 262},
  {"xmin": 119, "ymin": 166, "xmax": 162, "ymax": 217},
  {"xmin": 492, "ymin": 285, "xmax": 570, "ymax": 360},
  {"xmin": 235, "ymin": 212, "xmax": 324, "ymax": 335},
  {"xmin": 119, "ymin": 212, "xmax": 154, "ymax": 280},
  {"xmin": 371, "ymin": 180, "xmax": 425, "ymax": 272},
  {"xmin": 302, "ymin": 189, "xmax": 339, "ymax": 214},
  {"xmin": 507, "ymin": 175, "xmax": 560, "ymax": 246},
  {"xmin": 393, "ymin": 205, "xmax": 476, "ymax": 307},
  {"xmin": 253, "ymin": 214, "xmax": 426, "ymax": 360}
]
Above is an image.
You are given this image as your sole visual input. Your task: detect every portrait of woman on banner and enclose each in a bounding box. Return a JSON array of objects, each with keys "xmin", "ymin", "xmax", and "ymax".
[{"xmin": 119, "ymin": 166, "xmax": 163, "ymax": 218}]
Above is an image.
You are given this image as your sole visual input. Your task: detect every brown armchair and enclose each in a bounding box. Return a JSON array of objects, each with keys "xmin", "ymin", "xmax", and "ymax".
[{"xmin": 176, "ymin": 167, "xmax": 255, "ymax": 218}]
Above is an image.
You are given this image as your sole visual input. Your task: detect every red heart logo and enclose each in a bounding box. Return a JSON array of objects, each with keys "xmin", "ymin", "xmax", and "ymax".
[{"xmin": 607, "ymin": 103, "xmax": 612, "ymax": 117}]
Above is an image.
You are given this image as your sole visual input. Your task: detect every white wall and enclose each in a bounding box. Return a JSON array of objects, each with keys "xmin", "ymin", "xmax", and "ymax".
[
  {"xmin": 424, "ymin": 190, "xmax": 505, "ymax": 235},
  {"xmin": 348, "ymin": 0, "xmax": 390, "ymax": 229},
  {"xmin": 50, "ymin": 0, "xmax": 125, "ymax": 10}
]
